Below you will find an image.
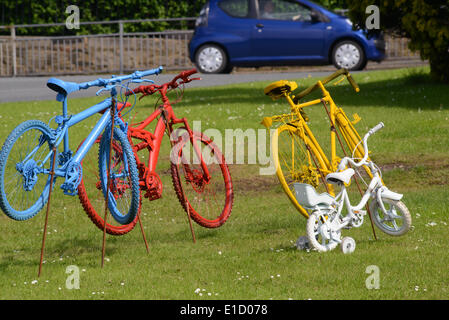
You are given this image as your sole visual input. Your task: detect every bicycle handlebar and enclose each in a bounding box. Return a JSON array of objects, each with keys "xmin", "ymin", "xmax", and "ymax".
[
  {"xmin": 346, "ymin": 73, "xmax": 360, "ymax": 93},
  {"xmin": 124, "ymin": 68, "xmax": 199, "ymax": 97},
  {"xmin": 368, "ymin": 122, "xmax": 384, "ymax": 136},
  {"xmin": 294, "ymin": 68, "xmax": 359, "ymax": 102},
  {"xmin": 172, "ymin": 68, "xmax": 198, "ymax": 84},
  {"xmin": 337, "ymin": 122, "xmax": 384, "ymax": 171},
  {"xmin": 78, "ymin": 66, "xmax": 164, "ymax": 90}
]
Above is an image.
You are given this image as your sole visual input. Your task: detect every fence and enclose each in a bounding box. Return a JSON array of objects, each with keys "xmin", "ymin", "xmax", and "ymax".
[{"xmin": 0, "ymin": 18, "xmax": 419, "ymax": 77}]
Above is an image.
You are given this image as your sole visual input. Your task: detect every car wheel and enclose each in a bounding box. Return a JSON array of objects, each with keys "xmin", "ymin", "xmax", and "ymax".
[
  {"xmin": 331, "ymin": 40, "xmax": 367, "ymax": 71},
  {"xmin": 195, "ymin": 44, "xmax": 232, "ymax": 74}
]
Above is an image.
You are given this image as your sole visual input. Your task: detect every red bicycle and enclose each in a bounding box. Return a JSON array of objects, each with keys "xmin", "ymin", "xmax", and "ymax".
[{"xmin": 78, "ymin": 69, "xmax": 234, "ymax": 235}]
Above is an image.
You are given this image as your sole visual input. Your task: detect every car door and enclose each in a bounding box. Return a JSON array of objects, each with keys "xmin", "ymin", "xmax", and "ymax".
[
  {"xmin": 250, "ymin": 0, "xmax": 327, "ymax": 62},
  {"xmin": 212, "ymin": 0, "xmax": 258, "ymax": 61}
]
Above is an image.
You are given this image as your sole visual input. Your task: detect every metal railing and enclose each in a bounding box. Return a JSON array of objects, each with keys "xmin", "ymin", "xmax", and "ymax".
[
  {"xmin": 0, "ymin": 18, "xmax": 196, "ymax": 77},
  {"xmin": 0, "ymin": 18, "xmax": 419, "ymax": 77}
]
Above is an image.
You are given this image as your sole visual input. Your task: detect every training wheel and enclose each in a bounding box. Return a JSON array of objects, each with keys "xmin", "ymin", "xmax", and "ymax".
[
  {"xmin": 296, "ymin": 235, "xmax": 310, "ymax": 250},
  {"xmin": 341, "ymin": 237, "xmax": 356, "ymax": 254}
]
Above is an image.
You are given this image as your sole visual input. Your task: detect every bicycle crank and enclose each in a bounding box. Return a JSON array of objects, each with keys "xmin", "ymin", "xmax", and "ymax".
[{"xmin": 142, "ymin": 171, "xmax": 163, "ymax": 201}]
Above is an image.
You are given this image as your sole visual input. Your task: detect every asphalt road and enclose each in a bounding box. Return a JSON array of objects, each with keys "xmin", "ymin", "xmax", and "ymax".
[
  {"xmin": 0, "ymin": 59, "xmax": 427, "ymax": 103},
  {"xmin": 0, "ymin": 70, "xmax": 333, "ymax": 103}
]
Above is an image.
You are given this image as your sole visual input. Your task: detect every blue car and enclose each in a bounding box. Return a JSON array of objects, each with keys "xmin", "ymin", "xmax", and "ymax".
[{"xmin": 189, "ymin": 0, "xmax": 385, "ymax": 73}]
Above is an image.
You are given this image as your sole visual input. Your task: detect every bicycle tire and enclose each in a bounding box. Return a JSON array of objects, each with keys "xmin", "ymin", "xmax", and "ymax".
[
  {"xmin": 273, "ymin": 124, "xmax": 329, "ymax": 218},
  {"xmin": 170, "ymin": 130, "xmax": 233, "ymax": 228},
  {"xmin": 0, "ymin": 120, "xmax": 55, "ymax": 221},
  {"xmin": 77, "ymin": 137, "xmax": 141, "ymax": 235},
  {"xmin": 98, "ymin": 127, "xmax": 140, "ymax": 225},
  {"xmin": 369, "ymin": 198, "xmax": 412, "ymax": 236}
]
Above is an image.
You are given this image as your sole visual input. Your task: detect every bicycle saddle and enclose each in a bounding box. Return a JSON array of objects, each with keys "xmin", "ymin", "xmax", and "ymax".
[
  {"xmin": 293, "ymin": 183, "xmax": 334, "ymax": 209},
  {"xmin": 325, "ymin": 168, "xmax": 355, "ymax": 185},
  {"xmin": 264, "ymin": 80, "xmax": 298, "ymax": 100},
  {"xmin": 47, "ymin": 78, "xmax": 81, "ymax": 96}
]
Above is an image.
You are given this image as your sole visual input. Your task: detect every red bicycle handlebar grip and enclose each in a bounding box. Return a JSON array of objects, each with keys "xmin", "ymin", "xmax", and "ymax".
[
  {"xmin": 176, "ymin": 68, "xmax": 198, "ymax": 82},
  {"xmin": 183, "ymin": 68, "xmax": 198, "ymax": 78}
]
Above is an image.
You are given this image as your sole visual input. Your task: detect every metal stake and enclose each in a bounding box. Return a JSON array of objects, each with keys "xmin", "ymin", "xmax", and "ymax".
[
  {"xmin": 38, "ymin": 145, "xmax": 57, "ymax": 277},
  {"xmin": 138, "ymin": 212, "xmax": 150, "ymax": 253},
  {"xmin": 101, "ymin": 102, "xmax": 116, "ymax": 268},
  {"xmin": 166, "ymin": 123, "xmax": 196, "ymax": 243}
]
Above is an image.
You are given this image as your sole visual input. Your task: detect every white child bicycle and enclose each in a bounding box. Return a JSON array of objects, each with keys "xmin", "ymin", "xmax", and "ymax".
[{"xmin": 294, "ymin": 122, "xmax": 412, "ymax": 253}]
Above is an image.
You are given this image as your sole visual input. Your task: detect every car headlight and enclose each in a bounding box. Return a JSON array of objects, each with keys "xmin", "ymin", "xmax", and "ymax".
[{"xmin": 345, "ymin": 18, "xmax": 353, "ymax": 26}]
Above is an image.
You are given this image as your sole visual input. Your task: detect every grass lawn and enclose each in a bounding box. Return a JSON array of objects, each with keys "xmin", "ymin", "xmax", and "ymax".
[{"xmin": 0, "ymin": 66, "xmax": 448, "ymax": 300}]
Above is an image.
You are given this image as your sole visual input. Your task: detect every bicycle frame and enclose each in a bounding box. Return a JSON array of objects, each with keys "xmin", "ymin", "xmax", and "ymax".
[
  {"xmin": 134, "ymin": 102, "xmax": 211, "ymax": 180},
  {"xmin": 282, "ymin": 80, "xmax": 366, "ymax": 172},
  {"xmin": 126, "ymin": 73, "xmax": 211, "ymax": 184},
  {"xmin": 264, "ymin": 68, "xmax": 365, "ymax": 169},
  {"xmin": 41, "ymin": 67, "xmax": 163, "ymax": 195},
  {"xmin": 49, "ymin": 98, "xmax": 122, "ymax": 173},
  {"xmin": 333, "ymin": 173, "xmax": 382, "ymax": 228}
]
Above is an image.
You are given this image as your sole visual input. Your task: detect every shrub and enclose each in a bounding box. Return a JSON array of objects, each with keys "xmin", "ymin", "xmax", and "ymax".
[{"xmin": 346, "ymin": 0, "xmax": 449, "ymax": 83}]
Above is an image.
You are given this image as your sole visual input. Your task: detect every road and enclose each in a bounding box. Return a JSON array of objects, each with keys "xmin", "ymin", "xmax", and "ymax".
[
  {"xmin": 0, "ymin": 59, "xmax": 427, "ymax": 103},
  {"xmin": 0, "ymin": 71, "xmax": 333, "ymax": 103}
]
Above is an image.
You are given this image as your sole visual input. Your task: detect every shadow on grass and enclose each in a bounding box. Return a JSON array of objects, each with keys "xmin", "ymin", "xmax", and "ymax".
[
  {"xmin": 0, "ymin": 235, "xmax": 125, "ymax": 271},
  {"xmin": 157, "ymin": 70, "xmax": 448, "ymax": 112}
]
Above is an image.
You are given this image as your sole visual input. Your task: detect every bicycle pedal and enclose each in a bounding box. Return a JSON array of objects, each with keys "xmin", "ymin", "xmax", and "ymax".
[{"xmin": 61, "ymin": 161, "xmax": 82, "ymax": 196}]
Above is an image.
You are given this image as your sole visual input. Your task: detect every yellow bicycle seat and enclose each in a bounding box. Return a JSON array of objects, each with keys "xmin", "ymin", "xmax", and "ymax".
[{"xmin": 264, "ymin": 80, "xmax": 298, "ymax": 100}]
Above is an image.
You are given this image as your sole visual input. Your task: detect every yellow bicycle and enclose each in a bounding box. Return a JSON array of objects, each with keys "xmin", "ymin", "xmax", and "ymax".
[{"xmin": 262, "ymin": 68, "xmax": 374, "ymax": 219}]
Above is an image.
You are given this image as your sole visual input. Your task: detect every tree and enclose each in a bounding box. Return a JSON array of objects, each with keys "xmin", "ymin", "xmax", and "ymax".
[{"xmin": 346, "ymin": 0, "xmax": 449, "ymax": 82}]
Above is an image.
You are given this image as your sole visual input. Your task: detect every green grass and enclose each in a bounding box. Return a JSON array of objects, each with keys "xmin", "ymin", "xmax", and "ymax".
[{"xmin": 0, "ymin": 66, "xmax": 449, "ymax": 300}]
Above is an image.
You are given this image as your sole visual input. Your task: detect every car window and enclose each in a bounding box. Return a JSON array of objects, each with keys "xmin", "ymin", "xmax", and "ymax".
[
  {"xmin": 258, "ymin": 0, "xmax": 313, "ymax": 22},
  {"xmin": 218, "ymin": 0, "xmax": 249, "ymax": 18}
]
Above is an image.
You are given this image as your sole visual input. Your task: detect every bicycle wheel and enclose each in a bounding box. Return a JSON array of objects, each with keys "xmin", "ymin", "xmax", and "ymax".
[
  {"xmin": 77, "ymin": 136, "xmax": 141, "ymax": 235},
  {"xmin": 369, "ymin": 198, "xmax": 412, "ymax": 236},
  {"xmin": 0, "ymin": 120, "xmax": 55, "ymax": 221},
  {"xmin": 306, "ymin": 208, "xmax": 341, "ymax": 252},
  {"xmin": 273, "ymin": 124, "xmax": 329, "ymax": 218},
  {"xmin": 170, "ymin": 129, "xmax": 233, "ymax": 228},
  {"xmin": 98, "ymin": 127, "xmax": 140, "ymax": 225}
]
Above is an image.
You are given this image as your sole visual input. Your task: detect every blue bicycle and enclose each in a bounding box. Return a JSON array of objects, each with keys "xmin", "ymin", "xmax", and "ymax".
[{"xmin": 0, "ymin": 66, "xmax": 163, "ymax": 224}]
